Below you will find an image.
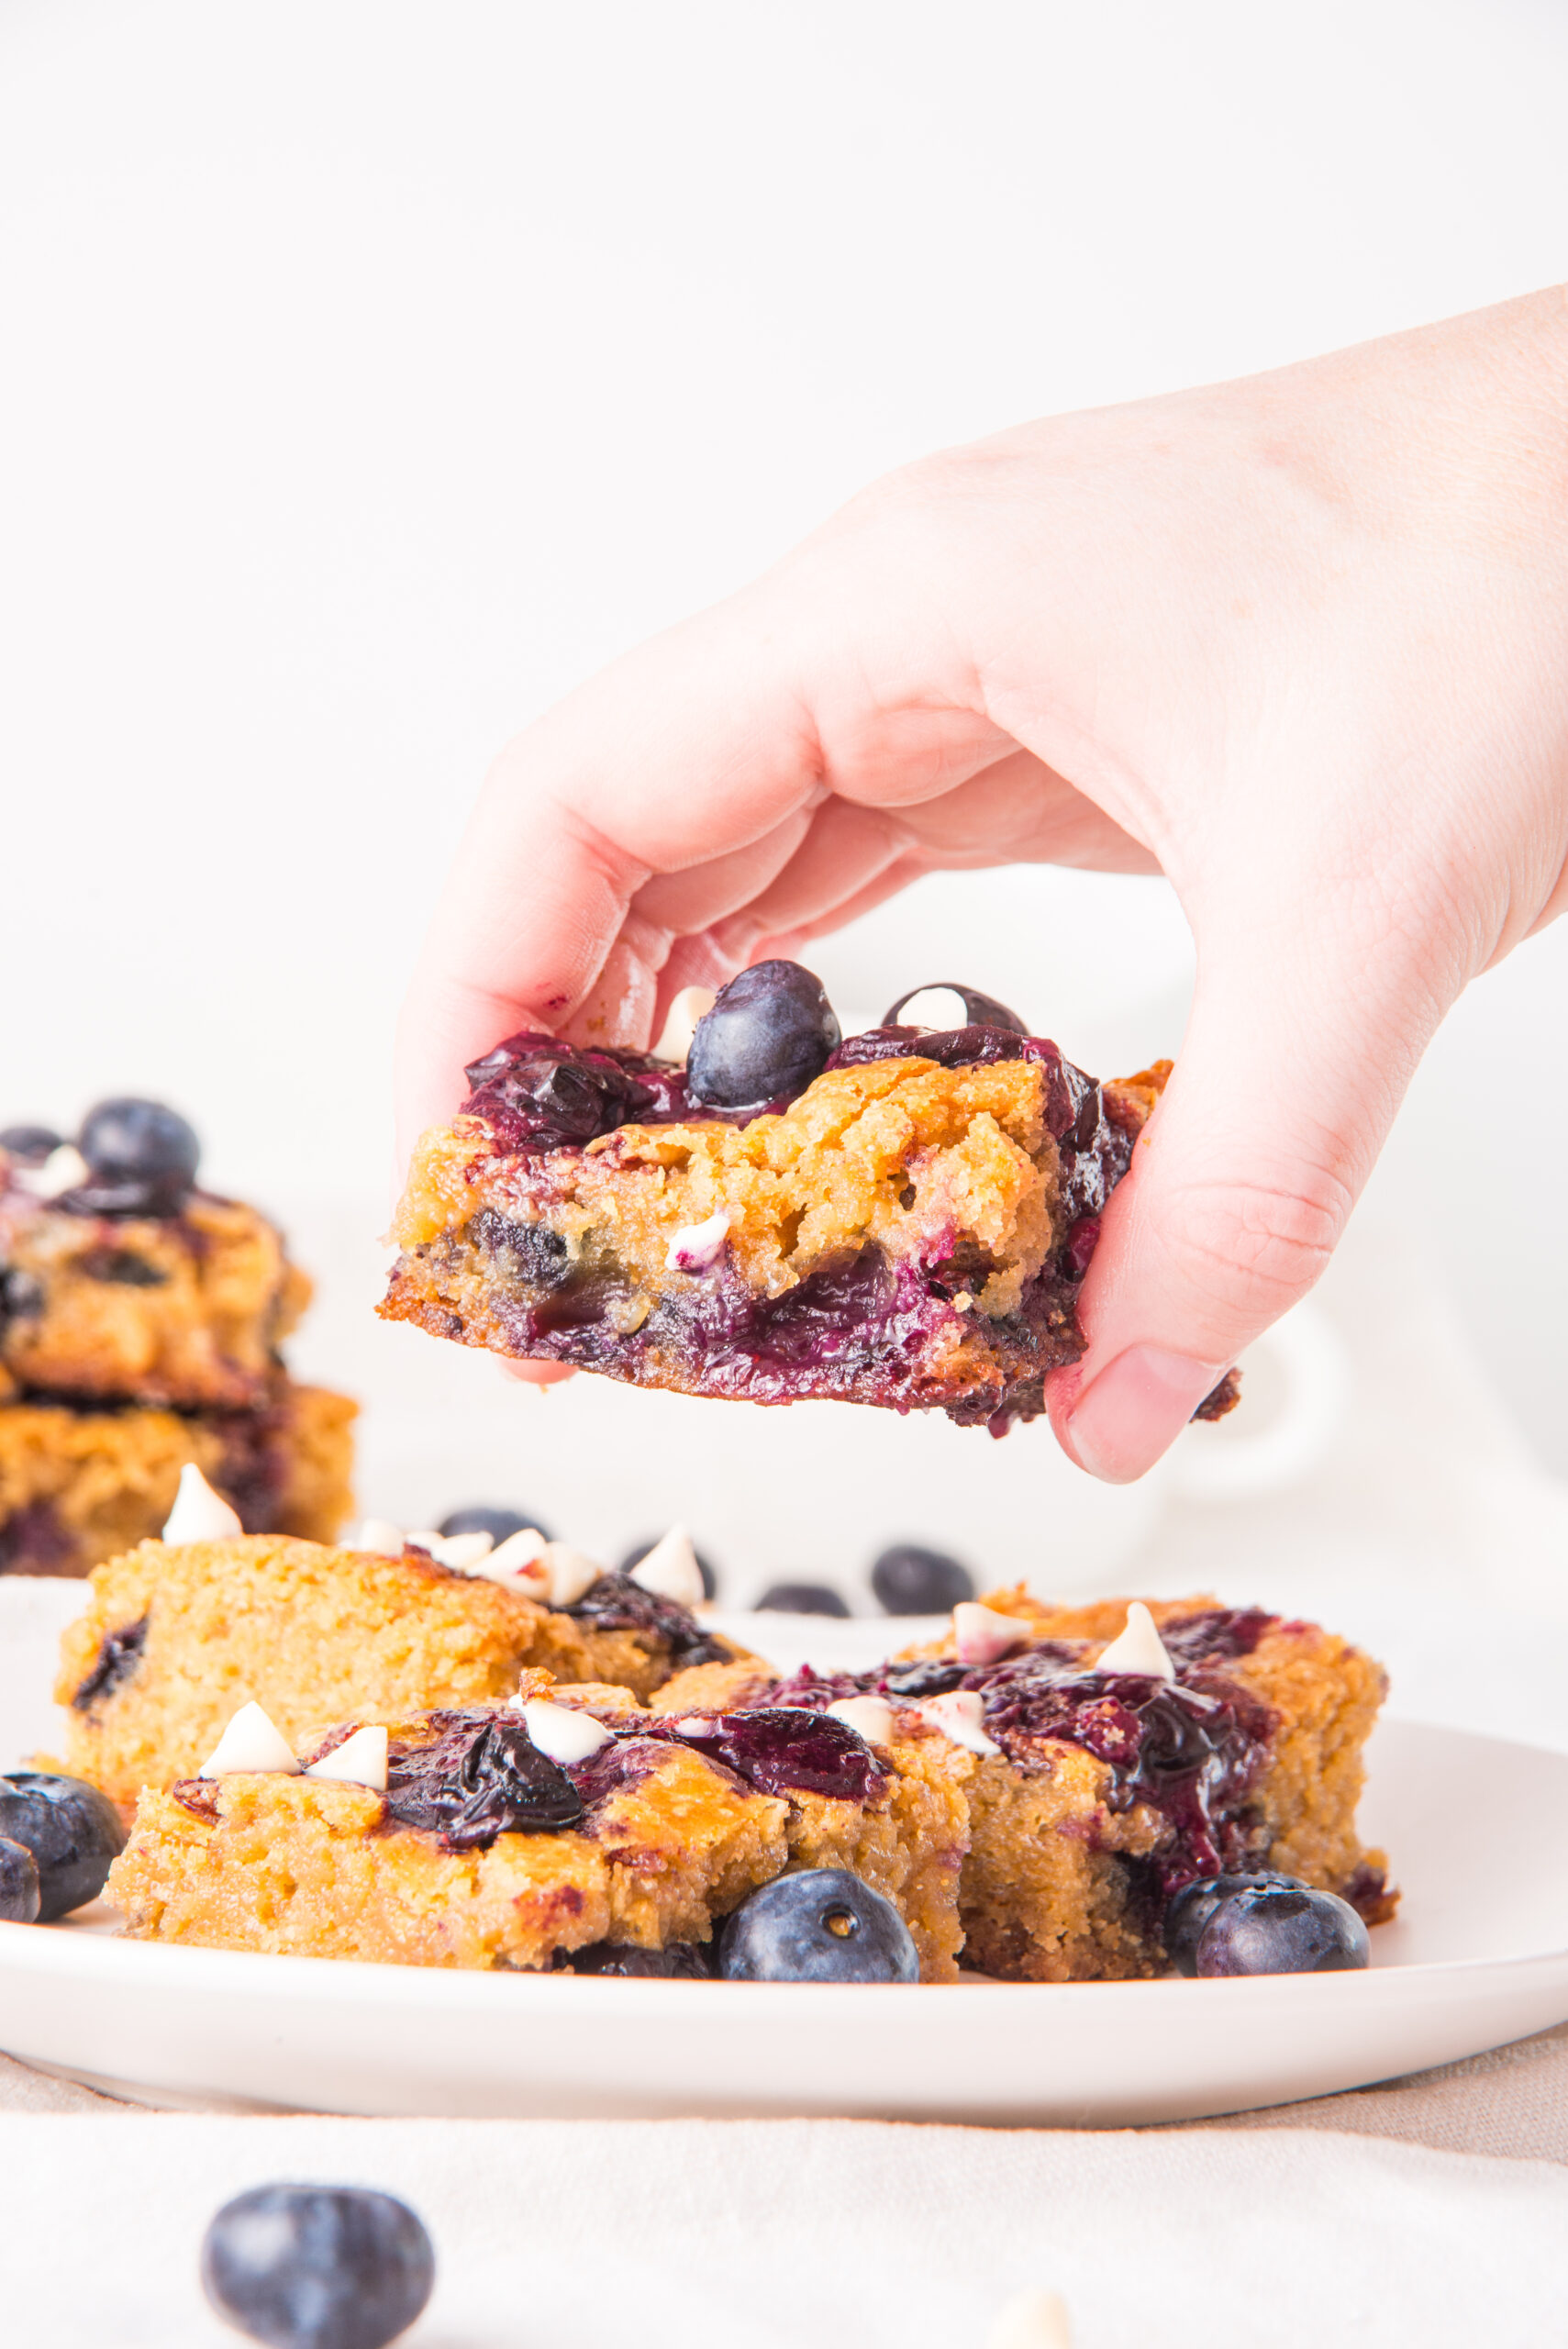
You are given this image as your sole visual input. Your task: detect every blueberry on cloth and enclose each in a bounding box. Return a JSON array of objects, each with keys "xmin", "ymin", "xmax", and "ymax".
[
  {"xmin": 201, "ymin": 2183, "xmax": 434, "ymax": 2349},
  {"xmin": 880, "ymin": 983, "xmax": 1029, "ymax": 1035},
  {"xmin": 1195, "ymin": 1883, "xmax": 1371, "ymax": 1976},
  {"xmin": 76, "ymin": 1097, "xmax": 200, "ymax": 1215},
  {"xmin": 0, "ymin": 1771, "xmax": 125, "ymax": 1920},
  {"xmin": 753, "ymin": 1581, "xmax": 851, "ymax": 1617},
  {"xmin": 0, "ymin": 1125, "xmax": 62, "ymax": 1163},
  {"xmin": 0, "ymin": 1835, "xmax": 40, "ymax": 1922},
  {"xmin": 1164, "ymin": 1871, "xmax": 1305, "ymax": 1976},
  {"xmin": 439, "ymin": 1505, "xmax": 554, "ymax": 1544},
  {"xmin": 685, "ymin": 961, "xmax": 841, "ymax": 1112},
  {"xmin": 620, "ymin": 1536, "xmax": 718, "ymax": 1598},
  {"xmin": 718, "ymin": 1868, "xmax": 919, "ymax": 1983},
  {"xmin": 869, "ymin": 1542, "xmax": 974, "ymax": 1615}
]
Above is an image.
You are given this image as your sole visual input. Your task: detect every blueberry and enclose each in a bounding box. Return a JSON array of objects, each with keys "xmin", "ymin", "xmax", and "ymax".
[
  {"xmin": 754, "ymin": 1581, "xmax": 851, "ymax": 1617},
  {"xmin": 870, "ymin": 1542, "xmax": 975, "ymax": 1615},
  {"xmin": 686, "ymin": 961, "xmax": 841, "ymax": 1112},
  {"xmin": 0, "ymin": 1835, "xmax": 40, "ymax": 1922},
  {"xmin": 621, "ymin": 1536, "xmax": 717, "ymax": 1599},
  {"xmin": 719, "ymin": 1868, "xmax": 918, "ymax": 1983},
  {"xmin": 1164, "ymin": 1871, "xmax": 1304, "ymax": 1976},
  {"xmin": 1195, "ymin": 1883, "xmax": 1371, "ymax": 1977},
  {"xmin": 439, "ymin": 1505, "xmax": 554, "ymax": 1545},
  {"xmin": 570, "ymin": 1939, "xmax": 713, "ymax": 1977},
  {"xmin": 0, "ymin": 1771, "xmax": 126, "ymax": 1920},
  {"xmin": 77, "ymin": 1097, "xmax": 200, "ymax": 1216},
  {"xmin": 201, "ymin": 2183, "xmax": 435, "ymax": 2349},
  {"xmin": 880, "ymin": 983, "xmax": 1029, "ymax": 1034},
  {"xmin": 0, "ymin": 1125, "xmax": 62, "ymax": 1164}
]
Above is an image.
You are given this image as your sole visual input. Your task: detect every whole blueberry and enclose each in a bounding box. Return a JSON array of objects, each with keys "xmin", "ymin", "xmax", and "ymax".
[
  {"xmin": 870, "ymin": 1542, "xmax": 975, "ymax": 1615},
  {"xmin": 0, "ymin": 1125, "xmax": 62, "ymax": 1164},
  {"xmin": 571, "ymin": 1939, "xmax": 713, "ymax": 1977},
  {"xmin": 201, "ymin": 2183, "xmax": 435, "ymax": 2349},
  {"xmin": 719, "ymin": 1868, "xmax": 918, "ymax": 1983},
  {"xmin": 686, "ymin": 961, "xmax": 841, "ymax": 1112},
  {"xmin": 1164, "ymin": 1871, "xmax": 1304, "ymax": 1976},
  {"xmin": 0, "ymin": 1835, "xmax": 41, "ymax": 1923},
  {"xmin": 0, "ymin": 1771, "xmax": 126, "ymax": 1920},
  {"xmin": 754, "ymin": 1581, "xmax": 851, "ymax": 1617},
  {"xmin": 880, "ymin": 983, "xmax": 1029, "ymax": 1034},
  {"xmin": 1195, "ymin": 1884, "xmax": 1371, "ymax": 1977},
  {"xmin": 621, "ymin": 1536, "xmax": 717, "ymax": 1599},
  {"xmin": 439, "ymin": 1505, "xmax": 554, "ymax": 1545},
  {"xmin": 77, "ymin": 1098, "xmax": 200, "ymax": 1215}
]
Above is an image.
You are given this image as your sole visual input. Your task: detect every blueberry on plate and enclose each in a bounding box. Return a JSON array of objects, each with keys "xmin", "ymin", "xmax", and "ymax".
[
  {"xmin": 76, "ymin": 1097, "xmax": 200, "ymax": 1216},
  {"xmin": 753, "ymin": 1581, "xmax": 851, "ymax": 1617},
  {"xmin": 870, "ymin": 1542, "xmax": 975, "ymax": 1615},
  {"xmin": 570, "ymin": 1939, "xmax": 713, "ymax": 1977},
  {"xmin": 0, "ymin": 1771, "xmax": 125, "ymax": 1920},
  {"xmin": 1164, "ymin": 1871, "xmax": 1304, "ymax": 1976},
  {"xmin": 202, "ymin": 2183, "xmax": 434, "ymax": 2349},
  {"xmin": 685, "ymin": 960, "xmax": 841, "ymax": 1112},
  {"xmin": 620, "ymin": 1536, "xmax": 717, "ymax": 1599},
  {"xmin": 0, "ymin": 1836, "xmax": 40, "ymax": 1923},
  {"xmin": 880, "ymin": 983, "xmax": 1029, "ymax": 1035},
  {"xmin": 1195, "ymin": 1883, "xmax": 1371, "ymax": 1977},
  {"xmin": 718, "ymin": 1868, "xmax": 919, "ymax": 1983},
  {"xmin": 439, "ymin": 1504, "xmax": 554, "ymax": 1545},
  {"xmin": 0, "ymin": 1125, "xmax": 63, "ymax": 1164}
]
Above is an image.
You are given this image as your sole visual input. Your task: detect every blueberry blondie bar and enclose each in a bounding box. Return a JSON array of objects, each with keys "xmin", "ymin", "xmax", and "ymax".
[{"xmin": 381, "ymin": 968, "xmax": 1236, "ymax": 1434}]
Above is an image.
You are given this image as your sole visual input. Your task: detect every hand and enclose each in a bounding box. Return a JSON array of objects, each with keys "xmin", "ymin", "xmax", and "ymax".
[{"xmin": 397, "ymin": 288, "xmax": 1568, "ymax": 1475}]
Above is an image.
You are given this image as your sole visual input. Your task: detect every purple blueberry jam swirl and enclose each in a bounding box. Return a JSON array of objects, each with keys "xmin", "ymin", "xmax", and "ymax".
[
  {"xmin": 384, "ymin": 1710, "xmax": 584, "ymax": 1848},
  {"xmin": 566, "ymin": 1573, "xmax": 730, "ymax": 1669}
]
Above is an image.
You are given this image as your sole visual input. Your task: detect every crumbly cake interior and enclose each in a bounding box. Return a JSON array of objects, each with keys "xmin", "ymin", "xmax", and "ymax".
[
  {"xmin": 382, "ymin": 1043, "xmax": 1174, "ymax": 1430},
  {"xmin": 0, "ymin": 1384, "xmax": 355, "ymax": 1576},
  {"xmin": 0, "ymin": 1186, "xmax": 310, "ymax": 1410},
  {"xmin": 58, "ymin": 1535, "xmax": 752, "ymax": 1815}
]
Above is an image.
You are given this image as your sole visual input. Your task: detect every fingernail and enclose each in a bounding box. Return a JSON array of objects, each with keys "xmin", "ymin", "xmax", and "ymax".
[{"xmin": 1063, "ymin": 1347, "xmax": 1229, "ymax": 1484}]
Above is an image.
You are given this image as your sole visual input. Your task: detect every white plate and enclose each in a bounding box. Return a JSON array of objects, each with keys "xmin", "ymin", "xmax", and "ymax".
[{"xmin": 3, "ymin": 1717, "xmax": 1566, "ymax": 2123}]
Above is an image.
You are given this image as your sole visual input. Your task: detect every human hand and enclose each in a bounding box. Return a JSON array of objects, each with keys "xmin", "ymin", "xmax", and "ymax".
[{"xmin": 397, "ymin": 287, "xmax": 1568, "ymax": 1475}]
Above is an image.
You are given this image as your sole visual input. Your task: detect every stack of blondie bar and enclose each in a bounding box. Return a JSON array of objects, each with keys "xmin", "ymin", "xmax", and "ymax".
[{"xmin": 0, "ymin": 1101, "xmax": 354, "ymax": 1575}]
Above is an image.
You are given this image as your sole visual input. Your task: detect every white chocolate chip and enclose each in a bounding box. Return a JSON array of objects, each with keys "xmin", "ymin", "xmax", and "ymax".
[
  {"xmin": 826, "ymin": 1695, "xmax": 896, "ymax": 1745},
  {"xmin": 306, "ymin": 1725, "xmax": 389, "ymax": 1791},
  {"xmin": 354, "ymin": 1518, "xmax": 407, "ymax": 1558},
  {"xmin": 468, "ymin": 1527, "xmax": 551, "ymax": 1595},
  {"xmin": 664, "ymin": 1208, "xmax": 732, "ymax": 1273},
  {"xmin": 651, "ymin": 985, "xmax": 717, "ymax": 1065},
  {"xmin": 543, "ymin": 1542, "xmax": 605, "ymax": 1607},
  {"xmin": 200, "ymin": 1700, "xmax": 301, "ymax": 1777},
  {"xmin": 917, "ymin": 1689, "xmax": 1001, "ymax": 1757},
  {"xmin": 1094, "ymin": 1601, "xmax": 1176, "ymax": 1682},
  {"xmin": 517, "ymin": 1698, "xmax": 613, "ymax": 1765},
  {"xmin": 162, "ymin": 1463, "xmax": 243, "ymax": 1544},
  {"xmin": 629, "ymin": 1524, "xmax": 705, "ymax": 1609},
  {"xmin": 432, "ymin": 1531, "xmax": 496, "ymax": 1572},
  {"xmin": 952, "ymin": 1600, "xmax": 1029, "ymax": 1666},
  {"xmin": 895, "ymin": 986, "xmax": 972, "ymax": 1033},
  {"xmin": 985, "ymin": 2289, "xmax": 1073, "ymax": 2349},
  {"xmin": 15, "ymin": 1142, "xmax": 90, "ymax": 1200}
]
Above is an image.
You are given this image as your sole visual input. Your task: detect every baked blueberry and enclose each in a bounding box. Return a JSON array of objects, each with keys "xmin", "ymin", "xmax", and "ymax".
[
  {"xmin": 0, "ymin": 1771, "xmax": 125, "ymax": 1920},
  {"xmin": 570, "ymin": 1939, "xmax": 713, "ymax": 1977},
  {"xmin": 880, "ymin": 983, "xmax": 1029, "ymax": 1034},
  {"xmin": 77, "ymin": 1097, "xmax": 200, "ymax": 1216},
  {"xmin": 201, "ymin": 2182, "xmax": 434, "ymax": 2349},
  {"xmin": 1164, "ymin": 1871, "xmax": 1304, "ymax": 1976},
  {"xmin": 439, "ymin": 1505, "xmax": 554, "ymax": 1544},
  {"xmin": 0, "ymin": 1835, "xmax": 40, "ymax": 1923},
  {"xmin": 620, "ymin": 1535, "xmax": 717, "ymax": 1598},
  {"xmin": 0, "ymin": 1124, "xmax": 62, "ymax": 1164},
  {"xmin": 1195, "ymin": 1883, "xmax": 1371, "ymax": 1976},
  {"xmin": 718, "ymin": 1867, "xmax": 918, "ymax": 1982},
  {"xmin": 753, "ymin": 1581, "xmax": 851, "ymax": 1617},
  {"xmin": 870, "ymin": 1542, "xmax": 975, "ymax": 1615},
  {"xmin": 686, "ymin": 961, "xmax": 841, "ymax": 1112}
]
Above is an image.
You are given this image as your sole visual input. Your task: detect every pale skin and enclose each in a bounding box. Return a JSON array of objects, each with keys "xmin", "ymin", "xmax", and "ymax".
[{"xmin": 396, "ymin": 287, "xmax": 1568, "ymax": 1482}]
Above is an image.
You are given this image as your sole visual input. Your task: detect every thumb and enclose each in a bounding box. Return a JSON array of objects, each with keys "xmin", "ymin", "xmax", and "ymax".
[{"xmin": 1047, "ymin": 908, "xmax": 1445, "ymax": 1481}]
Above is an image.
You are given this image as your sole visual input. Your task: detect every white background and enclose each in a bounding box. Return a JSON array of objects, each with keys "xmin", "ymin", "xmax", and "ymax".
[{"xmin": 2, "ymin": 2, "xmax": 1566, "ymax": 1678}]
